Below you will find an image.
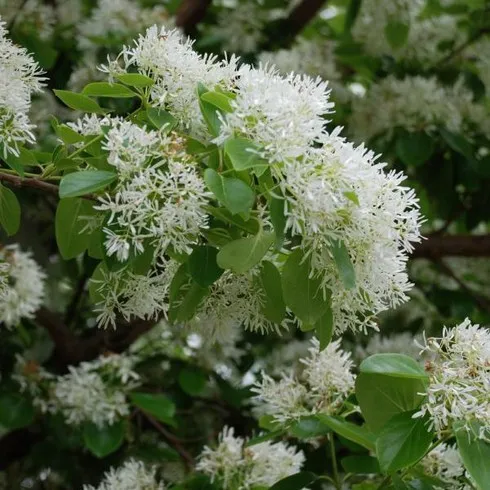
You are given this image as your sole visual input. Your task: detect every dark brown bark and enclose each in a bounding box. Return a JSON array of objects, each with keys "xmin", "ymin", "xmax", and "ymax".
[
  {"xmin": 284, "ymin": 0, "xmax": 328, "ymax": 39},
  {"xmin": 175, "ymin": 0, "xmax": 212, "ymax": 34},
  {"xmin": 412, "ymin": 234, "xmax": 490, "ymax": 259}
]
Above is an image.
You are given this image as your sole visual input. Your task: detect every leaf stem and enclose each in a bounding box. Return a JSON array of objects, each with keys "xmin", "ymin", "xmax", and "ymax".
[{"xmin": 329, "ymin": 434, "xmax": 342, "ymax": 490}]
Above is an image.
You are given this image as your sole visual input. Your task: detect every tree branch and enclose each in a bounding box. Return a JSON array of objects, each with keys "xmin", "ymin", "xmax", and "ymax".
[
  {"xmin": 285, "ymin": 0, "xmax": 328, "ymax": 39},
  {"xmin": 412, "ymin": 234, "xmax": 490, "ymax": 259},
  {"xmin": 175, "ymin": 0, "xmax": 212, "ymax": 34}
]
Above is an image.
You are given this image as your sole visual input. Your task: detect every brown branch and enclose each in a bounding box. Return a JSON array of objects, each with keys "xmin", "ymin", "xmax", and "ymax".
[
  {"xmin": 412, "ymin": 234, "xmax": 490, "ymax": 259},
  {"xmin": 0, "ymin": 172, "xmax": 96, "ymax": 201},
  {"xmin": 284, "ymin": 0, "xmax": 328, "ymax": 39},
  {"xmin": 175, "ymin": 0, "xmax": 212, "ymax": 34}
]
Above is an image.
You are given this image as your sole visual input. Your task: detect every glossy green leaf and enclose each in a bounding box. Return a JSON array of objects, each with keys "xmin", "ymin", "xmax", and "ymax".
[
  {"xmin": 59, "ymin": 170, "xmax": 117, "ymax": 198},
  {"xmin": 201, "ymin": 91, "xmax": 233, "ymax": 113},
  {"xmin": 355, "ymin": 373, "xmax": 427, "ymax": 433},
  {"xmin": 281, "ymin": 249, "xmax": 330, "ymax": 325},
  {"xmin": 259, "ymin": 261, "xmax": 286, "ymax": 324},
  {"xmin": 178, "ymin": 368, "xmax": 207, "ymax": 396},
  {"xmin": 217, "ymin": 231, "xmax": 274, "ymax": 274},
  {"xmin": 269, "ymin": 197, "xmax": 287, "ymax": 250},
  {"xmin": 204, "ymin": 168, "xmax": 255, "ymax": 215},
  {"xmin": 376, "ymin": 411, "xmax": 434, "ymax": 472},
  {"xmin": 269, "ymin": 472, "xmax": 317, "ymax": 490},
  {"xmin": 54, "ymin": 124, "xmax": 85, "ymax": 145},
  {"xmin": 316, "ymin": 415, "xmax": 376, "ymax": 451},
  {"xmin": 188, "ymin": 245, "xmax": 223, "ymax": 287},
  {"xmin": 3, "ymin": 147, "xmax": 37, "ymax": 176},
  {"xmin": 0, "ymin": 184, "xmax": 21, "ymax": 236},
  {"xmin": 360, "ymin": 354, "xmax": 428, "ymax": 380},
  {"xmin": 385, "ymin": 21, "xmax": 410, "ymax": 49},
  {"xmin": 55, "ymin": 198, "xmax": 94, "ymax": 259},
  {"xmin": 331, "ymin": 240, "xmax": 356, "ymax": 290},
  {"xmin": 289, "ymin": 416, "xmax": 331, "ymax": 439},
  {"xmin": 83, "ymin": 420, "xmax": 125, "ymax": 458},
  {"xmin": 0, "ymin": 393, "xmax": 35, "ymax": 429},
  {"xmin": 82, "ymin": 82, "xmax": 136, "ymax": 98},
  {"xmin": 53, "ymin": 89, "xmax": 106, "ymax": 114},
  {"xmin": 455, "ymin": 421, "xmax": 490, "ymax": 490},
  {"xmin": 130, "ymin": 392, "xmax": 176, "ymax": 426},
  {"xmin": 396, "ymin": 132, "xmax": 435, "ymax": 167},
  {"xmin": 116, "ymin": 73, "xmax": 154, "ymax": 87},
  {"xmin": 224, "ymin": 137, "xmax": 268, "ymax": 171},
  {"xmin": 341, "ymin": 455, "xmax": 380, "ymax": 474},
  {"xmin": 146, "ymin": 108, "xmax": 177, "ymax": 131},
  {"xmin": 315, "ymin": 305, "xmax": 334, "ymax": 350}
]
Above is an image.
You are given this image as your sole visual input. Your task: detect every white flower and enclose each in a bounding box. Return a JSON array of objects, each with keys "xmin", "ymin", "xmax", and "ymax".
[
  {"xmin": 217, "ymin": 63, "xmax": 333, "ymax": 164},
  {"xmin": 83, "ymin": 459, "xmax": 165, "ymax": 490},
  {"xmin": 252, "ymin": 339, "xmax": 355, "ymax": 424},
  {"xmin": 197, "ymin": 426, "xmax": 304, "ymax": 489},
  {"xmin": 121, "ymin": 26, "xmax": 238, "ymax": 138},
  {"xmin": 414, "ymin": 319, "xmax": 490, "ymax": 441},
  {"xmin": 0, "ymin": 20, "xmax": 45, "ymax": 156},
  {"xmin": 52, "ymin": 353, "xmax": 139, "ymax": 427},
  {"xmin": 280, "ymin": 130, "xmax": 421, "ymax": 333},
  {"xmin": 420, "ymin": 444, "xmax": 470, "ymax": 490},
  {"xmin": 0, "ymin": 245, "xmax": 45, "ymax": 327},
  {"xmin": 91, "ymin": 258, "xmax": 179, "ymax": 329},
  {"xmin": 13, "ymin": 0, "xmax": 55, "ymax": 41}
]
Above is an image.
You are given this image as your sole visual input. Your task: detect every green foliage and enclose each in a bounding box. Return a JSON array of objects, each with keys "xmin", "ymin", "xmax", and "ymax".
[
  {"xmin": 129, "ymin": 392, "xmax": 177, "ymax": 426},
  {"xmin": 54, "ymin": 90, "xmax": 107, "ymax": 114},
  {"xmin": 59, "ymin": 170, "xmax": 117, "ymax": 198},
  {"xmin": 0, "ymin": 184, "xmax": 20, "ymax": 236},
  {"xmin": 83, "ymin": 421, "xmax": 125, "ymax": 458},
  {"xmin": 0, "ymin": 392, "xmax": 35, "ymax": 429}
]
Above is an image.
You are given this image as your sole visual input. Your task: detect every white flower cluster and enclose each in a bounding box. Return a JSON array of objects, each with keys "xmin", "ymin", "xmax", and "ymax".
[
  {"xmin": 419, "ymin": 444, "xmax": 471, "ymax": 490},
  {"xmin": 465, "ymin": 36, "xmax": 490, "ymax": 96},
  {"xmin": 252, "ymin": 339, "xmax": 355, "ymax": 424},
  {"xmin": 0, "ymin": 245, "xmax": 45, "ymax": 328},
  {"xmin": 11, "ymin": 0, "xmax": 55, "ymax": 41},
  {"xmin": 0, "ymin": 20, "xmax": 44, "ymax": 157},
  {"xmin": 83, "ymin": 459, "xmax": 165, "ymax": 490},
  {"xmin": 415, "ymin": 319, "xmax": 490, "ymax": 441},
  {"xmin": 349, "ymin": 75, "xmax": 489, "ymax": 143},
  {"xmin": 352, "ymin": 0, "xmax": 464, "ymax": 63},
  {"xmin": 197, "ymin": 426, "xmax": 305, "ymax": 489},
  {"xmin": 52, "ymin": 353, "xmax": 140, "ymax": 427}
]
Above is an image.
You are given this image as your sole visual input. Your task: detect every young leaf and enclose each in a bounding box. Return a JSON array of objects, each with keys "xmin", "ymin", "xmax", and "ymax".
[
  {"xmin": 224, "ymin": 137, "xmax": 268, "ymax": 171},
  {"xmin": 376, "ymin": 411, "xmax": 434, "ymax": 473},
  {"xmin": 455, "ymin": 421, "xmax": 490, "ymax": 490},
  {"xmin": 331, "ymin": 240, "xmax": 356, "ymax": 290},
  {"xmin": 204, "ymin": 168, "xmax": 255, "ymax": 215},
  {"xmin": 53, "ymin": 89, "xmax": 106, "ymax": 114},
  {"xmin": 116, "ymin": 73, "xmax": 154, "ymax": 87},
  {"xmin": 55, "ymin": 198, "xmax": 95, "ymax": 260},
  {"xmin": 59, "ymin": 170, "xmax": 117, "ymax": 198},
  {"xmin": 0, "ymin": 393, "xmax": 35, "ymax": 429},
  {"xmin": 200, "ymin": 91, "xmax": 233, "ymax": 113},
  {"xmin": 83, "ymin": 420, "xmax": 125, "ymax": 458},
  {"xmin": 82, "ymin": 82, "xmax": 137, "ymax": 98},
  {"xmin": 217, "ymin": 231, "xmax": 274, "ymax": 274},
  {"xmin": 385, "ymin": 21, "xmax": 410, "ymax": 49},
  {"xmin": 316, "ymin": 415, "xmax": 376, "ymax": 451},
  {"xmin": 130, "ymin": 392, "xmax": 176, "ymax": 426},
  {"xmin": 0, "ymin": 184, "xmax": 21, "ymax": 236},
  {"xmin": 281, "ymin": 249, "xmax": 330, "ymax": 325},
  {"xmin": 360, "ymin": 354, "xmax": 428, "ymax": 380},
  {"xmin": 188, "ymin": 245, "xmax": 223, "ymax": 287},
  {"xmin": 259, "ymin": 261, "xmax": 286, "ymax": 324}
]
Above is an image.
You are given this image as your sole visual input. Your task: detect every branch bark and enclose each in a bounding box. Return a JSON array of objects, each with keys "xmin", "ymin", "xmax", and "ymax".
[
  {"xmin": 412, "ymin": 234, "xmax": 490, "ymax": 259},
  {"xmin": 284, "ymin": 0, "xmax": 328, "ymax": 39},
  {"xmin": 175, "ymin": 0, "xmax": 212, "ymax": 34}
]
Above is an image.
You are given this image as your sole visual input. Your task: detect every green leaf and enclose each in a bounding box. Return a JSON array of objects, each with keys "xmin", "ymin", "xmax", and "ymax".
[
  {"xmin": 217, "ymin": 231, "xmax": 274, "ymax": 274},
  {"xmin": 0, "ymin": 393, "xmax": 34, "ymax": 429},
  {"xmin": 315, "ymin": 306, "xmax": 333, "ymax": 350},
  {"xmin": 289, "ymin": 416, "xmax": 331, "ymax": 439},
  {"xmin": 59, "ymin": 170, "xmax": 117, "ymax": 198},
  {"xmin": 116, "ymin": 73, "xmax": 154, "ymax": 87},
  {"xmin": 246, "ymin": 430, "xmax": 285, "ymax": 447},
  {"xmin": 341, "ymin": 455, "xmax": 380, "ymax": 474},
  {"xmin": 54, "ymin": 124, "xmax": 85, "ymax": 145},
  {"xmin": 439, "ymin": 129, "xmax": 475, "ymax": 160},
  {"xmin": 83, "ymin": 420, "xmax": 125, "ymax": 458},
  {"xmin": 376, "ymin": 411, "xmax": 434, "ymax": 472},
  {"xmin": 316, "ymin": 415, "xmax": 376, "ymax": 451},
  {"xmin": 178, "ymin": 368, "xmax": 207, "ymax": 396},
  {"xmin": 455, "ymin": 421, "xmax": 490, "ymax": 490},
  {"xmin": 331, "ymin": 240, "xmax": 356, "ymax": 290},
  {"xmin": 3, "ymin": 147, "xmax": 37, "ymax": 175},
  {"xmin": 269, "ymin": 472, "xmax": 317, "ymax": 490},
  {"xmin": 146, "ymin": 108, "xmax": 177, "ymax": 131},
  {"xmin": 360, "ymin": 354, "xmax": 428, "ymax": 380},
  {"xmin": 0, "ymin": 184, "xmax": 21, "ymax": 236},
  {"xmin": 385, "ymin": 21, "xmax": 410, "ymax": 49},
  {"xmin": 269, "ymin": 197, "xmax": 287, "ymax": 250},
  {"xmin": 130, "ymin": 392, "xmax": 176, "ymax": 426},
  {"xmin": 204, "ymin": 168, "xmax": 255, "ymax": 215},
  {"xmin": 281, "ymin": 249, "xmax": 330, "ymax": 325},
  {"xmin": 395, "ymin": 132, "xmax": 434, "ymax": 167},
  {"xmin": 89, "ymin": 262, "xmax": 108, "ymax": 303},
  {"xmin": 53, "ymin": 89, "xmax": 106, "ymax": 114},
  {"xmin": 188, "ymin": 245, "xmax": 223, "ymax": 287},
  {"xmin": 82, "ymin": 82, "xmax": 136, "ymax": 98},
  {"xmin": 259, "ymin": 261, "xmax": 286, "ymax": 324},
  {"xmin": 355, "ymin": 373, "xmax": 427, "ymax": 433},
  {"xmin": 55, "ymin": 198, "xmax": 94, "ymax": 260},
  {"xmin": 224, "ymin": 137, "xmax": 268, "ymax": 172},
  {"xmin": 343, "ymin": 191, "xmax": 360, "ymax": 206},
  {"xmin": 201, "ymin": 91, "xmax": 233, "ymax": 113}
]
